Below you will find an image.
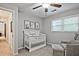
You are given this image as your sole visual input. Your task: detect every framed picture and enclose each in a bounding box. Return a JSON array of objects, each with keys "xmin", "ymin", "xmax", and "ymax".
[
  {"xmin": 30, "ymin": 21, "xmax": 35, "ymax": 29},
  {"xmin": 35, "ymin": 22, "xmax": 40, "ymax": 30},
  {"xmin": 24, "ymin": 20, "xmax": 30, "ymax": 29}
]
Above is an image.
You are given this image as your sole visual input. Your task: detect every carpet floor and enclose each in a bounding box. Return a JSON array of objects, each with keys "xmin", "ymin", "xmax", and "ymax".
[{"xmin": 17, "ymin": 45, "xmax": 53, "ymax": 56}]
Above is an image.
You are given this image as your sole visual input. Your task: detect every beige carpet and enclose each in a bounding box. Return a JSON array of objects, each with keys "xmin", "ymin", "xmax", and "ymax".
[
  {"xmin": 0, "ymin": 40, "xmax": 12, "ymax": 56},
  {"xmin": 18, "ymin": 46, "xmax": 53, "ymax": 56}
]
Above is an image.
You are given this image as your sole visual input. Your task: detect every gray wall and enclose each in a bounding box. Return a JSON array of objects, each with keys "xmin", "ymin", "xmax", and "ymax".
[
  {"xmin": 43, "ymin": 8, "xmax": 79, "ymax": 44},
  {"xmin": 18, "ymin": 12, "xmax": 44, "ymax": 49}
]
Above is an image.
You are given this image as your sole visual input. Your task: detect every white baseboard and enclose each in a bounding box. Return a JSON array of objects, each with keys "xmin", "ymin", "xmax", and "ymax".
[
  {"xmin": 47, "ymin": 42, "xmax": 52, "ymax": 45},
  {"xmin": 18, "ymin": 47, "xmax": 24, "ymax": 50},
  {"xmin": 11, "ymin": 50, "xmax": 18, "ymax": 56},
  {"xmin": 47, "ymin": 42, "xmax": 53, "ymax": 46},
  {"xmin": 13, "ymin": 52, "xmax": 18, "ymax": 56},
  {"xmin": 12, "ymin": 47, "xmax": 24, "ymax": 56}
]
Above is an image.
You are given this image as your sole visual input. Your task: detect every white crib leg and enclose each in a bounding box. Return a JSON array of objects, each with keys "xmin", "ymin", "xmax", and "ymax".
[{"xmin": 29, "ymin": 42, "xmax": 31, "ymax": 52}]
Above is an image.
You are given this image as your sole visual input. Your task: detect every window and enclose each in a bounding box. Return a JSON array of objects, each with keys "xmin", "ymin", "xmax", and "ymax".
[
  {"xmin": 51, "ymin": 16, "xmax": 79, "ymax": 32},
  {"xmin": 51, "ymin": 20, "xmax": 62, "ymax": 31}
]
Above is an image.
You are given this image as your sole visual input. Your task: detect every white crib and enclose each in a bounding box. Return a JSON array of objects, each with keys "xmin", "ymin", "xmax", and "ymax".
[{"xmin": 23, "ymin": 29, "xmax": 46, "ymax": 52}]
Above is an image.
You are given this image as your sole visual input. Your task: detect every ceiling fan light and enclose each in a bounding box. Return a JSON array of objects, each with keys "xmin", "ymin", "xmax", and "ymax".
[{"xmin": 42, "ymin": 4, "xmax": 49, "ymax": 8}]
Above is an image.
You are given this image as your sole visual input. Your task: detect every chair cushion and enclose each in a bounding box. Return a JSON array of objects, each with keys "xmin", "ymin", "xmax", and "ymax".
[{"xmin": 52, "ymin": 44, "xmax": 64, "ymax": 51}]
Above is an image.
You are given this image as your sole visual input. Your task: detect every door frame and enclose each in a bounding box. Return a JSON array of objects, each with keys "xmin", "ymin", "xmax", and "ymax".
[{"xmin": 0, "ymin": 6, "xmax": 18, "ymax": 55}]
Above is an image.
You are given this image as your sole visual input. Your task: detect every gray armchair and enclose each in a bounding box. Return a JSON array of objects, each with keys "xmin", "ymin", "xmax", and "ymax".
[
  {"xmin": 52, "ymin": 33, "xmax": 79, "ymax": 56},
  {"xmin": 65, "ymin": 44, "xmax": 79, "ymax": 56},
  {"xmin": 61, "ymin": 40, "xmax": 79, "ymax": 56},
  {"xmin": 52, "ymin": 42, "xmax": 79, "ymax": 56}
]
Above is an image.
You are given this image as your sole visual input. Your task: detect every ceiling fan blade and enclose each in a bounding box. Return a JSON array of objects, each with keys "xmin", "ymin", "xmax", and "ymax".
[
  {"xmin": 50, "ymin": 4, "xmax": 62, "ymax": 8},
  {"xmin": 45, "ymin": 8, "xmax": 48, "ymax": 12},
  {"xmin": 51, "ymin": 9, "xmax": 56, "ymax": 12},
  {"xmin": 33, "ymin": 5, "xmax": 42, "ymax": 9}
]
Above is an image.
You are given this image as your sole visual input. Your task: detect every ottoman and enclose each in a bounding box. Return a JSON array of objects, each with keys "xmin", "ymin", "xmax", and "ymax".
[{"xmin": 52, "ymin": 44, "xmax": 65, "ymax": 56}]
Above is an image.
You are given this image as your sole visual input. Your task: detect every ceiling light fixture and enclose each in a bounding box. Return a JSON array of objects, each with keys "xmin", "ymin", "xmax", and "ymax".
[{"xmin": 42, "ymin": 3, "xmax": 49, "ymax": 8}]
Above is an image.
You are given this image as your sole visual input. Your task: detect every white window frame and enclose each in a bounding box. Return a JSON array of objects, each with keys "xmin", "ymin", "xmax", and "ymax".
[{"xmin": 51, "ymin": 14, "xmax": 79, "ymax": 32}]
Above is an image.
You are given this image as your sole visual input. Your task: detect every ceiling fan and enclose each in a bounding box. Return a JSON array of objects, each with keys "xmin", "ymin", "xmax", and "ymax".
[{"xmin": 33, "ymin": 3, "xmax": 62, "ymax": 13}]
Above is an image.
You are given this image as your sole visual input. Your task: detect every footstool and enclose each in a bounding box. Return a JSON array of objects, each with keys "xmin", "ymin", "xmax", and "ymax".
[{"xmin": 52, "ymin": 44, "xmax": 65, "ymax": 56}]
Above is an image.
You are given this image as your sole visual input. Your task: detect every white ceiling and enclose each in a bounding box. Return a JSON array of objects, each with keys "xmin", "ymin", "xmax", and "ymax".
[
  {"xmin": 0, "ymin": 10, "xmax": 12, "ymax": 20},
  {"xmin": 30, "ymin": 3, "xmax": 79, "ymax": 18},
  {"xmin": 3, "ymin": 3, "xmax": 79, "ymax": 18}
]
